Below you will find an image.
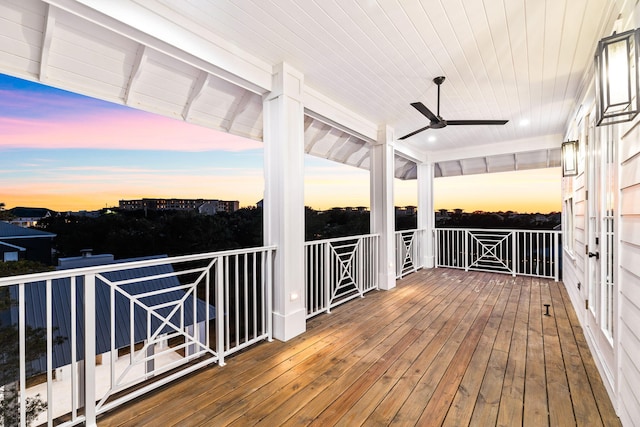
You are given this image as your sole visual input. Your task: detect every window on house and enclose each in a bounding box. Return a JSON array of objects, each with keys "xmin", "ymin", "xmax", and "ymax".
[
  {"xmin": 564, "ymin": 197, "xmax": 574, "ymax": 254},
  {"xmin": 3, "ymin": 251, "xmax": 18, "ymax": 262}
]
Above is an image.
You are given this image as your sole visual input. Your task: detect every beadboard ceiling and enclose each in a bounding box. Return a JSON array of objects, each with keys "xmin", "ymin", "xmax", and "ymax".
[{"xmin": 0, "ymin": 0, "xmax": 623, "ymax": 177}]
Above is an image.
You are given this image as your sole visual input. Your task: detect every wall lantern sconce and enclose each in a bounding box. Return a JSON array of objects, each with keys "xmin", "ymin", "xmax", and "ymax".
[
  {"xmin": 595, "ymin": 29, "xmax": 640, "ymax": 126},
  {"xmin": 562, "ymin": 140, "xmax": 579, "ymax": 177}
]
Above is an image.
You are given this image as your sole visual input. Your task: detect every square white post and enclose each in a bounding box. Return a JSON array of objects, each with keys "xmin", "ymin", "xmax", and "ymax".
[
  {"xmin": 263, "ymin": 62, "xmax": 306, "ymax": 341},
  {"xmin": 417, "ymin": 162, "xmax": 435, "ymax": 268},
  {"xmin": 370, "ymin": 125, "xmax": 396, "ymax": 290}
]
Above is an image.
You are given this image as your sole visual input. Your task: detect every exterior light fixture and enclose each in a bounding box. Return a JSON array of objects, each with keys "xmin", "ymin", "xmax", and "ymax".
[
  {"xmin": 595, "ymin": 29, "xmax": 640, "ymax": 126},
  {"xmin": 562, "ymin": 140, "xmax": 579, "ymax": 177}
]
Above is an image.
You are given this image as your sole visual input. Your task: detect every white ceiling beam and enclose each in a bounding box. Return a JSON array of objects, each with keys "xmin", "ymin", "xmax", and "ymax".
[
  {"xmin": 429, "ymin": 134, "xmax": 562, "ymax": 163},
  {"xmin": 182, "ymin": 70, "xmax": 209, "ymax": 121},
  {"xmin": 304, "ymin": 123, "xmax": 333, "ymax": 154},
  {"xmin": 124, "ymin": 44, "xmax": 147, "ymax": 105},
  {"xmin": 304, "ymin": 87, "xmax": 377, "ymax": 143},
  {"xmin": 330, "ymin": 134, "xmax": 356, "ymax": 162},
  {"xmin": 355, "ymin": 152, "xmax": 370, "ymax": 168},
  {"xmin": 222, "ymin": 90, "xmax": 252, "ymax": 133},
  {"xmin": 397, "ymin": 161, "xmax": 415, "ymax": 179},
  {"xmin": 45, "ymin": 0, "xmax": 271, "ymax": 94},
  {"xmin": 394, "ymin": 145, "xmax": 429, "ymax": 165},
  {"xmin": 39, "ymin": 4, "xmax": 57, "ymax": 83}
]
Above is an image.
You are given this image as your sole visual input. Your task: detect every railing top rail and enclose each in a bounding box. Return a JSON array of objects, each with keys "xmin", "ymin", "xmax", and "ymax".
[
  {"xmin": 304, "ymin": 233, "xmax": 380, "ymax": 246},
  {"xmin": 0, "ymin": 245, "xmax": 277, "ymax": 286},
  {"xmin": 394, "ymin": 228, "xmax": 426, "ymax": 235},
  {"xmin": 436, "ymin": 227, "xmax": 561, "ymax": 234}
]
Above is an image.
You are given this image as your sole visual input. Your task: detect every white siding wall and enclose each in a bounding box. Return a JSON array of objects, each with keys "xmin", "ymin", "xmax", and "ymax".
[
  {"xmin": 618, "ymin": 121, "xmax": 640, "ymax": 425},
  {"xmin": 563, "ymin": 105, "xmax": 640, "ymax": 427}
]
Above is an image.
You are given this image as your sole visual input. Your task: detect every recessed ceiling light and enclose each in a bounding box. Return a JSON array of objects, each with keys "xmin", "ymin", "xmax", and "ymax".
[
  {"xmin": 428, "ymin": 136, "xmax": 437, "ymax": 142},
  {"xmin": 519, "ymin": 119, "xmax": 530, "ymax": 126}
]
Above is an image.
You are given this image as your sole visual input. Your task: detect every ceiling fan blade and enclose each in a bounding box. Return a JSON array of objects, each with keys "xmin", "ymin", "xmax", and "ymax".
[
  {"xmin": 410, "ymin": 102, "xmax": 438, "ymax": 122},
  {"xmin": 446, "ymin": 119, "xmax": 509, "ymax": 125},
  {"xmin": 398, "ymin": 125, "xmax": 432, "ymax": 140}
]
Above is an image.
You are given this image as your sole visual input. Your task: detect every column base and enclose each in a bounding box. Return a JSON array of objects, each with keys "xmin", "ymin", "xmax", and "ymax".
[
  {"xmin": 379, "ymin": 270, "xmax": 396, "ymax": 290},
  {"xmin": 424, "ymin": 255, "xmax": 435, "ymax": 269},
  {"xmin": 272, "ymin": 308, "xmax": 306, "ymax": 341}
]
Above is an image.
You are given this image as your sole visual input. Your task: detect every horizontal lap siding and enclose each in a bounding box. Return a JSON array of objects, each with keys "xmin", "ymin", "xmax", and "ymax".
[{"xmin": 619, "ymin": 120, "xmax": 640, "ymax": 427}]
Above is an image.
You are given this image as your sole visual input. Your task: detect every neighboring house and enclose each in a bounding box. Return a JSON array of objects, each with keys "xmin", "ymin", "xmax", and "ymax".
[
  {"xmin": 197, "ymin": 201, "xmax": 220, "ymax": 216},
  {"xmin": 8, "ymin": 207, "xmax": 54, "ymax": 228},
  {"xmin": 0, "ymin": 221, "xmax": 55, "ymax": 264}
]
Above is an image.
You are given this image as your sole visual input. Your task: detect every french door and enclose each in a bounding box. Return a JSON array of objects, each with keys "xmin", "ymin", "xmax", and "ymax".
[{"xmin": 585, "ymin": 111, "xmax": 616, "ymax": 380}]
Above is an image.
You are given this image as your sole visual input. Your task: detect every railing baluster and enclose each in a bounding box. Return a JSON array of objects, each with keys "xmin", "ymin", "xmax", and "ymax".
[
  {"xmin": 46, "ymin": 279, "xmax": 53, "ymax": 426},
  {"xmin": 84, "ymin": 273, "xmax": 97, "ymax": 427},
  {"xmin": 19, "ymin": 282, "xmax": 26, "ymax": 427},
  {"xmin": 216, "ymin": 256, "xmax": 225, "ymax": 366},
  {"xmin": 71, "ymin": 277, "xmax": 78, "ymax": 420},
  {"xmin": 511, "ymin": 231, "xmax": 517, "ymax": 276}
]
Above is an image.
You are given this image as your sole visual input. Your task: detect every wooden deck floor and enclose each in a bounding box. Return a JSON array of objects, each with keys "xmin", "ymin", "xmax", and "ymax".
[{"xmin": 98, "ymin": 268, "xmax": 620, "ymax": 426}]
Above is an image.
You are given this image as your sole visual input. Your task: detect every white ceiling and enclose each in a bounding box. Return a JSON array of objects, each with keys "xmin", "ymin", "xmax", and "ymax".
[{"xmin": 0, "ymin": 0, "xmax": 624, "ymax": 178}]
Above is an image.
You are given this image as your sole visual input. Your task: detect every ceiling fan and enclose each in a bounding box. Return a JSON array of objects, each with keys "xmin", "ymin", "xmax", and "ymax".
[{"xmin": 398, "ymin": 76, "xmax": 509, "ymax": 140}]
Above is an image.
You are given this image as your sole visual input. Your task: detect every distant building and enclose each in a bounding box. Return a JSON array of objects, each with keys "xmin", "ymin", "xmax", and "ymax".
[
  {"xmin": 119, "ymin": 198, "xmax": 239, "ymax": 213},
  {"xmin": 65, "ymin": 210, "xmax": 102, "ymax": 218},
  {"xmin": 0, "ymin": 221, "xmax": 56, "ymax": 264},
  {"xmin": 8, "ymin": 206, "xmax": 54, "ymax": 227}
]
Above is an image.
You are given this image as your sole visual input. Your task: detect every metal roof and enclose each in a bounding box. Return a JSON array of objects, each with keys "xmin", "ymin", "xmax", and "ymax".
[{"xmin": 0, "ymin": 221, "xmax": 56, "ymax": 239}]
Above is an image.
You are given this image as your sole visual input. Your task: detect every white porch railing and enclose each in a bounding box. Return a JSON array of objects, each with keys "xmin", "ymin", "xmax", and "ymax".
[
  {"xmin": 0, "ymin": 246, "xmax": 275, "ymax": 427},
  {"xmin": 435, "ymin": 228, "xmax": 561, "ymax": 280},
  {"xmin": 395, "ymin": 229, "xmax": 425, "ymax": 278},
  {"xmin": 304, "ymin": 234, "xmax": 379, "ymax": 318}
]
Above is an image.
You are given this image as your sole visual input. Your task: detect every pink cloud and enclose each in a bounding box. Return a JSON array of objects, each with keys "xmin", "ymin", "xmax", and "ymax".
[{"xmin": 0, "ymin": 111, "xmax": 262, "ymax": 152}]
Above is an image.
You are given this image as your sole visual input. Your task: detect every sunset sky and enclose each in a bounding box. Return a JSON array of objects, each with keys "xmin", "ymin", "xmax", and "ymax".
[{"xmin": 0, "ymin": 73, "xmax": 560, "ymax": 213}]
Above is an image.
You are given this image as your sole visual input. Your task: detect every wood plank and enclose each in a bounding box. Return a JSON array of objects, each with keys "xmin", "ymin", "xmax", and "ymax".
[
  {"xmin": 524, "ymin": 278, "xmax": 549, "ymax": 427},
  {"xmin": 323, "ymin": 274, "xmax": 474, "ymax": 426},
  {"xmin": 224, "ymin": 287, "xmax": 441, "ymax": 426},
  {"xmin": 558, "ymin": 284, "xmax": 622, "ymax": 427},
  {"xmin": 181, "ymin": 285, "xmax": 435, "ymax": 425},
  {"xmin": 496, "ymin": 275, "xmax": 531, "ymax": 427},
  {"xmin": 362, "ymin": 272, "xmax": 493, "ymax": 425},
  {"xmin": 541, "ymin": 280, "xmax": 576, "ymax": 426},
  {"xmin": 415, "ymin": 296, "xmax": 496, "ymax": 425},
  {"xmin": 549, "ymin": 280, "xmax": 604, "ymax": 427},
  {"xmin": 282, "ymin": 271, "xmax": 486, "ymax": 426},
  {"xmin": 389, "ymin": 273, "xmax": 500, "ymax": 424},
  {"xmin": 442, "ymin": 278, "xmax": 513, "ymax": 426},
  {"xmin": 468, "ymin": 279, "xmax": 522, "ymax": 426},
  {"xmin": 251, "ymin": 277, "xmax": 467, "ymax": 426}
]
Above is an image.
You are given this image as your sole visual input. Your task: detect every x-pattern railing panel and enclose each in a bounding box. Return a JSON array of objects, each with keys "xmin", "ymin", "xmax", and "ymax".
[
  {"xmin": 468, "ymin": 231, "xmax": 512, "ymax": 273},
  {"xmin": 395, "ymin": 230, "xmax": 421, "ymax": 278},
  {"xmin": 94, "ymin": 265, "xmax": 217, "ymax": 410},
  {"xmin": 305, "ymin": 234, "xmax": 379, "ymax": 318},
  {"xmin": 436, "ymin": 228, "xmax": 561, "ymax": 280}
]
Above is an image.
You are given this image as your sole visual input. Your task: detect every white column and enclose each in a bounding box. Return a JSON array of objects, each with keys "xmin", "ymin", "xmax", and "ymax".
[
  {"xmin": 263, "ymin": 62, "xmax": 306, "ymax": 341},
  {"xmin": 417, "ymin": 162, "xmax": 435, "ymax": 268},
  {"xmin": 370, "ymin": 125, "xmax": 396, "ymax": 290}
]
